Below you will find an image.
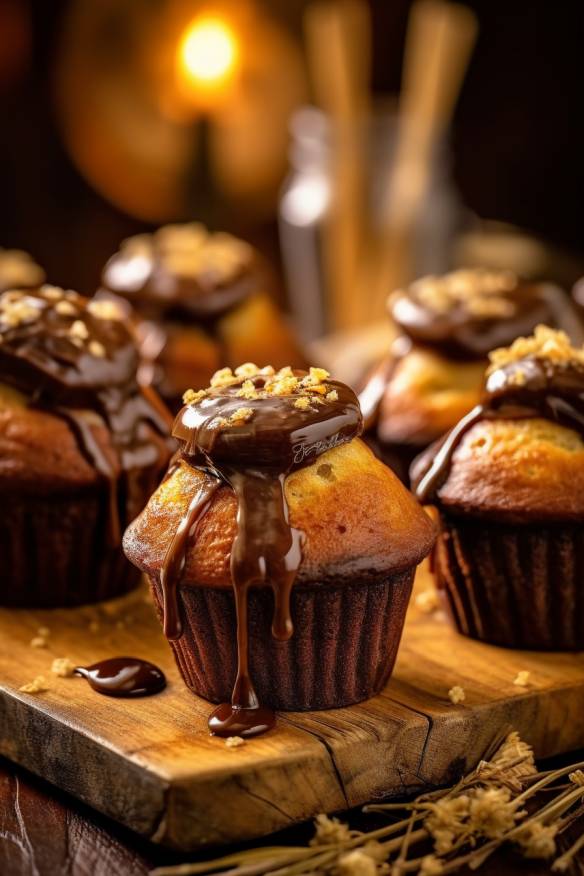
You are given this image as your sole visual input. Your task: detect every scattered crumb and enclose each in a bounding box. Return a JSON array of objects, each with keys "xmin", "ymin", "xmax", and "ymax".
[
  {"xmin": 294, "ymin": 396, "xmax": 311, "ymax": 410},
  {"xmin": 225, "ymin": 736, "xmax": 245, "ymax": 749},
  {"xmin": 514, "ymin": 670, "xmax": 531, "ymax": 688},
  {"xmin": 488, "ymin": 325, "xmax": 584, "ymax": 372},
  {"xmin": 234, "ymin": 362, "xmax": 259, "ymax": 378},
  {"xmin": 55, "ymin": 299, "xmax": 77, "ymax": 316},
  {"xmin": 229, "ymin": 407, "xmax": 254, "ymax": 425},
  {"xmin": 51, "ymin": 657, "xmax": 76, "ymax": 678},
  {"xmin": 415, "ymin": 589, "xmax": 440, "ymax": 614},
  {"xmin": 183, "ymin": 388, "xmax": 206, "ymax": 405},
  {"xmin": 30, "ymin": 636, "xmax": 48, "ymax": 649},
  {"xmin": 70, "ymin": 319, "xmax": 89, "ymax": 340},
  {"xmin": 326, "ymin": 390, "xmax": 338, "ymax": 402},
  {"xmin": 37, "ymin": 626, "xmax": 50, "ymax": 637},
  {"xmin": 448, "ymin": 685, "xmax": 466, "ymax": 705},
  {"xmin": 19, "ymin": 676, "xmax": 48, "ymax": 694}
]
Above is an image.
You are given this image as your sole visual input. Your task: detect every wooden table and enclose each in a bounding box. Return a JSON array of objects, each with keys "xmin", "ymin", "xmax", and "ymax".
[{"xmin": 1, "ymin": 755, "xmax": 583, "ymax": 876}]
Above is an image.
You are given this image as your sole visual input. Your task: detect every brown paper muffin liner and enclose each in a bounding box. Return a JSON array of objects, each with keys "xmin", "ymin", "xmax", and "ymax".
[
  {"xmin": 434, "ymin": 513, "xmax": 584, "ymax": 650},
  {"xmin": 148, "ymin": 569, "xmax": 415, "ymax": 711},
  {"xmin": 0, "ymin": 489, "xmax": 140, "ymax": 608}
]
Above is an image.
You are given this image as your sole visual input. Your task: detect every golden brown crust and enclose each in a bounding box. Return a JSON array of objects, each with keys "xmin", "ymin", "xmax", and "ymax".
[
  {"xmin": 379, "ymin": 348, "xmax": 484, "ymax": 445},
  {"xmin": 123, "ymin": 438, "xmax": 437, "ymax": 586},
  {"xmin": 0, "ymin": 385, "xmax": 168, "ymax": 496},
  {"xmin": 434, "ymin": 418, "xmax": 584, "ymax": 521}
]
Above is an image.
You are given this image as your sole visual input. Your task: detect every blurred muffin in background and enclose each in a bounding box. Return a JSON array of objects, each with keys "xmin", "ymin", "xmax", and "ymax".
[
  {"xmin": 411, "ymin": 326, "xmax": 584, "ymax": 650},
  {"xmin": 99, "ymin": 222, "xmax": 307, "ymax": 412},
  {"xmin": 359, "ymin": 268, "xmax": 583, "ymax": 482},
  {"xmin": 0, "ymin": 284, "xmax": 172, "ymax": 607},
  {"xmin": 0, "ymin": 248, "xmax": 45, "ymax": 293}
]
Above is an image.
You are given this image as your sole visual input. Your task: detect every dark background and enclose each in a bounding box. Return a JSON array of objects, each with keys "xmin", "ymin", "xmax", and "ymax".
[{"xmin": 0, "ymin": 0, "xmax": 583, "ymax": 296}]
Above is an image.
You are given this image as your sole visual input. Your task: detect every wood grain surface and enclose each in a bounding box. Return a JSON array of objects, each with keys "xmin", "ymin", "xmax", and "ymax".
[{"xmin": 1, "ymin": 566, "xmax": 583, "ymax": 852}]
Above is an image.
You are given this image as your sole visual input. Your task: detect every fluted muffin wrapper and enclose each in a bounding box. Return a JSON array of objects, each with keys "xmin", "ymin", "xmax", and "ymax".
[
  {"xmin": 148, "ymin": 570, "xmax": 415, "ymax": 711},
  {"xmin": 434, "ymin": 513, "xmax": 584, "ymax": 650},
  {"xmin": 0, "ymin": 490, "xmax": 140, "ymax": 608}
]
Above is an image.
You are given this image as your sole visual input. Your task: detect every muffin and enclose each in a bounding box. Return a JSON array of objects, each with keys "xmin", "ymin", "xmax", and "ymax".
[
  {"xmin": 0, "ymin": 284, "xmax": 173, "ymax": 607},
  {"xmin": 360, "ymin": 269, "xmax": 583, "ymax": 482},
  {"xmin": 124, "ymin": 364, "xmax": 436, "ymax": 734},
  {"xmin": 0, "ymin": 248, "xmax": 45, "ymax": 293},
  {"xmin": 99, "ymin": 222, "xmax": 307, "ymax": 411},
  {"xmin": 411, "ymin": 325, "xmax": 584, "ymax": 650}
]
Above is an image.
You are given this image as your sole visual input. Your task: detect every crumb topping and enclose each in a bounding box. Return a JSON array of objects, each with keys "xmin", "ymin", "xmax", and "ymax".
[
  {"xmin": 0, "ymin": 248, "xmax": 45, "ymax": 289},
  {"xmin": 182, "ymin": 364, "xmax": 338, "ymax": 424},
  {"xmin": 514, "ymin": 670, "xmax": 531, "ymax": 687},
  {"xmin": 488, "ymin": 325, "xmax": 584, "ymax": 372},
  {"xmin": 120, "ymin": 222, "xmax": 253, "ymax": 283},
  {"xmin": 402, "ymin": 269, "xmax": 518, "ymax": 318},
  {"xmin": 30, "ymin": 636, "xmax": 48, "ymax": 649},
  {"xmin": 225, "ymin": 735, "xmax": 245, "ymax": 748}
]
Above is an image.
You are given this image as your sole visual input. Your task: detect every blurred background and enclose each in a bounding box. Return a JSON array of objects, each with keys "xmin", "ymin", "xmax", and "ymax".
[{"xmin": 1, "ymin": 0, "xmax": 584, "ymax": 338}]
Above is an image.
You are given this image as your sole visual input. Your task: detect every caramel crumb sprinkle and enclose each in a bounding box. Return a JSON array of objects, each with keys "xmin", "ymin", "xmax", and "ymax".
[
  {"xmin": 225, "ymin": 736, "xmax": 245, "ymax": 748},
  {"xmin": 448, "ymin": 685, "xmax": 466, "ymax": 704},
  {"xmin": 51, "ymin": 657, "xmax": 76, "ymax": 678},
  {"xmin": 70, "ymin": 319, "xmax": 89, "ymax": 340},
  {"xmin": 234, "ymin": 362, "xmax": 259, "ymax": 378},
  {"xmin": 294, "ymin": 396, "xmax": 312, "ymax": 410},
  {"xmin": 88, "ymin": 340, "xmax": 106, "ymax": 358},
  {"xmin": 210, "ymin": 367, "xmax": 235, "ymax": 387},
  {"xmin": 87, "ymin": 299, "xmax": 124, "ymax": 321},
  {"xmin": 183, "ymin": 388, "xmax": 206, "ymax": 405},
  {"xmin": 514, "ymin": 670, "xmax": 531, "ymax": 687},
  {"xmin": 40, "ymin": 285, "xmax": 63, "ymax": 301},
  {"xmin": 55, "ymin": 300, "xmax": 78, "ymax": 316},
  {"xmin": 229, "ymin": 407, "xmax": 254, "ymax": 424},
  {"xmin": 488, "ymin": 325, "xmax": 584, "ymax": 372},
  {"xmin": 326, "ymin": 390, "xmax": 338, "ymax": 402},
  {"xmin": 19, "ymin": 676, "xmax": 48, "ymax": 694}
]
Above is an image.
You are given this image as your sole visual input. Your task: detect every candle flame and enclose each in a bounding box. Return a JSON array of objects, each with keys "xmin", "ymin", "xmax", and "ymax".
[{"xmin": 178, "ymin": 15, "xmax": 239, "ymax": 93}]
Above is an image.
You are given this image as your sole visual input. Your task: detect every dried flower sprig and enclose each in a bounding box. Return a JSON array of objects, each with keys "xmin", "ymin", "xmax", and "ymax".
[{"xmin": 152, "ymin": 733, "xmax": 584, "ymax": 876}]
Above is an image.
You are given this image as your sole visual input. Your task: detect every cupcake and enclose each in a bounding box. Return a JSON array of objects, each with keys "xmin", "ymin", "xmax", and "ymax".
[
  {"xmin": 0, "ymin": 248, "xmax": 45, "ymax": 293},
  {"xmin": 0, "ymin": 285, "xmax": 172, "ymax": 607},
  {"xmin": 99, "ymin": 223, "xmax": 307, "ymax": 411},
  {"xmin": 412, "ymin": 325, "xmax": 584, "ymax": 650},
  {"xmin": 360, "ymin": 269, "xmax": 583, "ymax": 483},
  {"xmin": 124, "ymin": 364, "xmax": 436, "ymax": 734}
]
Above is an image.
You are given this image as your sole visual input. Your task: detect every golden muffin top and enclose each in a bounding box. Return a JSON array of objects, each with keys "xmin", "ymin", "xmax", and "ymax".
[{"xmin": 413, "ymin": 326, "xmax": 584, "ymax": 522}]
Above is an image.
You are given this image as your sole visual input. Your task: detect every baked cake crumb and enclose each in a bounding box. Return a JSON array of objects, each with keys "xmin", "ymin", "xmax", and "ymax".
[
  {"xmin": 514, "ymin": 670, "xmax": 531, "ymax": 687},
  {"xmin": 51, "ymin": 657, "xmax": 76, "ymax": 678},
  {"xmin": 294, "ymin": 396, "xmax": 311, "ymax": 410},
  {"xmin": 415, "ymin": 589, "xmax": 440, "ymax": 614},
  {"xmin": 225, "ymin": 736, "xmax": 245, "ymax": 748},
  {"xmin": 448, "ymin": 685, "xmax": 466, "ymax": 704},
  {"xmin": 30, "ymin": 636, "xmax": 47, "ymax": 649},
  {"xmin": 183, "ymin": 388, "xmax": 206, "ymax": 405},
  {"xmin": 19, "ymin": 676, "xmax": 48, "ymax": 694}
]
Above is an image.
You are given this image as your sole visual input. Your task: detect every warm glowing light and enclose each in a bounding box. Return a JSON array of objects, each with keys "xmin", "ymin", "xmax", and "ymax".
[{"xmin": 178, "ymin": 15, "xmax": 238, "ymax": 93}]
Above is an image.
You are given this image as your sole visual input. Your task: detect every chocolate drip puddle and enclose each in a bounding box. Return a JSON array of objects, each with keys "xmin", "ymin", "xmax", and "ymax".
[
  {"xmin": 75, "ymin": 657, "xmax": 166, "ymax": 697},
  {"xmin": 159, "ymin": 367, "xmax": 362, "ymax": 737}
]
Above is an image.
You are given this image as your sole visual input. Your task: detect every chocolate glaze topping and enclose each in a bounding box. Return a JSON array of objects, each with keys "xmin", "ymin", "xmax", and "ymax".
[
  {"xmin": 161, "ymin": 365, "xmax": 362, "ymax": 737},
  {"xmin": 0, "ymin": 286, "xmax": 171, "ymax": 542},
  {"xmin": 390, "ymin": 271, "xmax": 583, "ymax": 360},
  {"xmin": 101, "ymin": 223, "xmax": 259, "ymax": 323},
  {"xmin": 413, "ymin": 330, "xmax": 584, "ymax": 504},
  {"xmin": 75, "ymin": 657, "xmax": 166, "ymax": 697}
]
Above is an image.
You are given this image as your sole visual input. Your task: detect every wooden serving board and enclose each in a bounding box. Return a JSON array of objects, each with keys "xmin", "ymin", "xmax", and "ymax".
[{"xmin": 1, "ymin": 567, "xmax": 584, "ymax": 852}]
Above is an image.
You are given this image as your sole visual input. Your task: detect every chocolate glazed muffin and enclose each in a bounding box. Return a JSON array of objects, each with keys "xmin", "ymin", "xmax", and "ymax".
[
  {"xmin": 360, "ymin": 269, "xmax": 583, "ymax": 483},
  {"xmin": 124, "ymin": 364, "xmax": 436, "ymax": 734},
  {"xmin": 0, "ymin": 285, "xmax": 173, "ymax": 607},
  {"xmin": 0, "ymin": 248, "xmax": 45, "ymax": 293},
  {"xmin": 99, "ymin": 223, "xmax": 307, "ymax": 411},
  {"xmin": 412, "ymin": 326, "xmax": 584, "ymax": 651}
]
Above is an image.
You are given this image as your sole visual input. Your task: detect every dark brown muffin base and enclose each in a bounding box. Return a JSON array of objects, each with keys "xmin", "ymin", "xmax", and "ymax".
[
  {"xmin": 148, "ymin": 570, "xmax": 415, "ymax": 711},
  {"xmin": 434, "ymin": 514, "xmax": 584, "ymax": 650},
  {"xmin": 0, "ymin": 491, "xmax": 140, "ymax": 608}
]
